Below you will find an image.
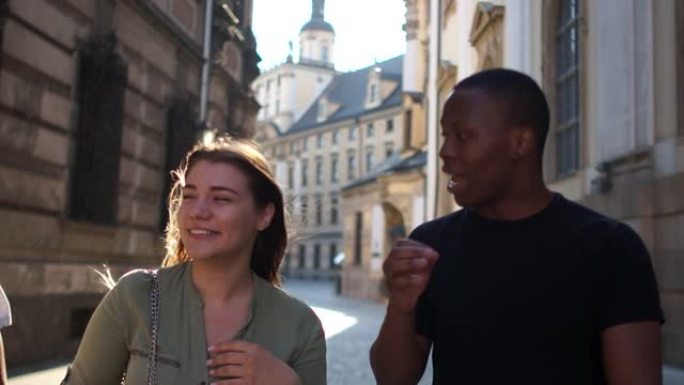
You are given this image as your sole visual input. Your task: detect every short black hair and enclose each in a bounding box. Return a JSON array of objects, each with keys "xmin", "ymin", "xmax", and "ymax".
[{"xmin": 453, "ymin": 68, "xmax": 550, "ymax": 156}]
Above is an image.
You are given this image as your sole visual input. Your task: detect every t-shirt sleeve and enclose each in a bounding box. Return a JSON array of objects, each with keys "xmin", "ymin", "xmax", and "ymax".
[
  {"xmin": 596, "ymin": 222, "xmax": 664, "ymax": 330},
  {"xmin": 409, "ymin": 224, "xmax": 435, "ymax": 340}
]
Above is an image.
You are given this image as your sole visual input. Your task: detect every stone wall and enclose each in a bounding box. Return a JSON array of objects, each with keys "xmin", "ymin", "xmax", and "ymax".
[
  {"xmin": 578, "ymin": 150, "xmax": 684, "ymax": 367},
  {"xmin": 0, "ymin": 0, "xmax": 258, "ymax": 367}
]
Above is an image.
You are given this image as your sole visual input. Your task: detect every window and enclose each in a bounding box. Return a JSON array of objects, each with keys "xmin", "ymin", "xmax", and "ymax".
[
  {"xmin": 322, "ymin": 45, "xmax": 329, "ymax": 63},
  {"xmin": 277, "ymin": 75, "xmax": 282, "ymax": 87},
  {"xmin": 366, "ymin": 122, "xmax": 375, "ymax": 137},
  {"xmin": 284, "ymin": 251, "xmax": 292, "ymax": 273},
  {"xmin": 366, "ymin": 147, "xmax": 375, "ymax": 172},
  {"xmin": 404, "ymin": 110, "xmax": 413, "ymax": 149},
  {"xmin": 290, "ymin": 141, "xmax": 296, "ymax": 154},
  {"xmin": 276, "ymin": 100, "xmax": 280, "ymax": 114},
  {"xmin": 313, "ymin": 243, "xmax": 321, "ymax": 269},
  {"xmin": 315, "ymin": 195, "xmax": 323, "ymax": 226},
  {"xmin": 354, "ymin": 212, "xmax": 362, "ymax": 265},
  {"xmin": 317, "ymin": 99, "xmax": 327, "ymax": 122},
  {"xmin": 349, "ymin": 125, "xmax": 357, "ymax": 140},
  {"xmin": 301, "ymin": 159, "xmax": 309, "ymax": 186},
  {"xmin": 161, "ymin": 97, "xmax": 197, "ymax": 232},
  {"xmin": 266, "ymin": 79, "xmax": 272, "ymax": 91},
  {"xmin": 331, "ymin": 154, "xmax": 339, "ymax": 183},
  {"xmin": 330, "ymin": 195, "xmax": 338, "ymax": 225},
  {"xmin": 302, "ymin": 137, "xmax": 308, "ymax": 151},
  {"xmin": 287, "ymin": 164, "xmax": 294, "ymax": 189},
  {"xmin": 348, "ymin": 150, "xmax": 357, "ymax": 180},
  {"xmin": 329, "ymin": 243, "xmax": 337, "ymax": 269},
  {"xmin": 300, "ymin": 195, "xmax": 309, "ymax": 223},
  {"xmin": 369, "ymin": 84, "xmax": 378, "ymax": 103},
  {"xmin": 317, "ymin": 133, "xmax": 323, "ymax": 148},
  {"xmin": 69, "ymin": 38, "xmax": 127, "ymax": 225},
  {"xmin": 555, "ymin": 0, "xmax": 580, "ymax": 177},
  {"xmin": 298, "ymin": 244, "xmax": 306, "ymax": 268},
  {"xmin": 315, "ymin": 156, "xmax": 323, "ymax": 185},
  {"xmin": 386, "ymin": 118, "xmax": 394, "ymax": 133},
  {"xmin": 385, "ymin": 142, "xmax": 394, "ymax": 159},
  {"xmin": 332, "ymin": 128, "xmax": 339, "ymax": 144}
]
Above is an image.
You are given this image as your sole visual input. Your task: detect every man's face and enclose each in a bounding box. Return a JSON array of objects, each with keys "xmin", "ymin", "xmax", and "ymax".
[{"xmin": 439, "ymin": 88, "xmax": 516, "ymax": 208}]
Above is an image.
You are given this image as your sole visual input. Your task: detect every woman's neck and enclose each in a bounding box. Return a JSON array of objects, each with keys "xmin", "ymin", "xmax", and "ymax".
[{"xmin": 190, "ymin": 257, "xmax": 253, "ymax": 306}]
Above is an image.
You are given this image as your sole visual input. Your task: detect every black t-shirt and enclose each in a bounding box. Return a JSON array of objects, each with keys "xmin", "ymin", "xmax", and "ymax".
[{"xmin": 411, "ymin": 194, "xmax": 663, "ymax": 385}]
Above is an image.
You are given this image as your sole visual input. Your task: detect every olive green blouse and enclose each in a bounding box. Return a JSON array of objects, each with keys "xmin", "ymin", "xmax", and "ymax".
[{"xmin": 62, "ymin": 262, "xmax": 327, "ymax": 385}]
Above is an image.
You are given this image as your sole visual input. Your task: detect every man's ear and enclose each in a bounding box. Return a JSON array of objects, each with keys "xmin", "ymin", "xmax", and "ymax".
[
  {"xmin": 257, "ymin": 202, "xmax": 276, "ymax": 231},
  {"xmin": 511, "ymin": 126, "xmax": 535, "ymax": 159}
]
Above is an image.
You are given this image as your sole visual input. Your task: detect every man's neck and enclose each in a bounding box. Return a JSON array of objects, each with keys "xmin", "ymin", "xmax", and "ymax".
[{"xmin": 471, "ymin": 184, "xmax": 554, "ymax": 221}]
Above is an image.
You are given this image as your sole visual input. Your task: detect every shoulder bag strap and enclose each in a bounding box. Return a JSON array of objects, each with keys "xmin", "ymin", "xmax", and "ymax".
[{"xmin": 146, "ymin": 269, "xmax": 160, "ymax": 385}]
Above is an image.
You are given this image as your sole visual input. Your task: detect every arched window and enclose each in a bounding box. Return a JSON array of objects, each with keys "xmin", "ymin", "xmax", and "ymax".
[
  {"xmin": 554, "ymin": 0, "xmax": 580, "ymax": 177},
  {"xmin": 321, "ymin": 44, "xmax": 329, "ymax": 63}
]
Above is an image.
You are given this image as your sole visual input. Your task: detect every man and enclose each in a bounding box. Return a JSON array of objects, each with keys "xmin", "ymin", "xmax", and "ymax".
[
  {"xmin": 0, "ymin": 283, "xmax": 11, "ymax": 385},
  {"xmin": 370, "ymin": 69, "xmax": 663, "ymax": 385}
]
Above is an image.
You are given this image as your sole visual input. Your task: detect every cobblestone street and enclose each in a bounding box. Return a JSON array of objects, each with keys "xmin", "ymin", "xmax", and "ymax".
[{"xmin": 284, "ymin": 278, "xmax": 433, "ymax": 385}]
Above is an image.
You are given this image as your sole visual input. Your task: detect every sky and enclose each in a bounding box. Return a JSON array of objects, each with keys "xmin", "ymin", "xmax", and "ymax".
[{"xmin": 252, "ymin": 0, "xmax": 407, "ymax": 72}]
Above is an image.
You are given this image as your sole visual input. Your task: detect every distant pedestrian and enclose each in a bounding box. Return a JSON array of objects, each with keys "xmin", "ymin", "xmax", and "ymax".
[
  {"xmin": 370, "ymin": 69, "xmax": 664, "ymax": 385},
  {"xmin": 62, "ymin": 137, "xmax": 326, "ymax": 385},
  {"xmin": 0, "ymin": 283, "xmax": 11, "ymax": 385}
]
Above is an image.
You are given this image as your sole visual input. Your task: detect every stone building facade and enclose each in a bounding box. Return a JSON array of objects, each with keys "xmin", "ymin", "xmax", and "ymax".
[
  {"xmin": 256, "ymin": 56, "xmax": 406, "ymax": 281},
  {"xmin": 0, "ymin": 0, "xmax": 259, "ymax": 367}
]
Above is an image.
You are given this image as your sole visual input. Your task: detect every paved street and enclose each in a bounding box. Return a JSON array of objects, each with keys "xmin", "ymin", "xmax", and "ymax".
[
  {"xmin": 7, "ymin": 278, "xmax": 684, "ymax": 385},
  {"xmin": 284, "ymin": 278, "xmax": 433, "ymax": 385}
]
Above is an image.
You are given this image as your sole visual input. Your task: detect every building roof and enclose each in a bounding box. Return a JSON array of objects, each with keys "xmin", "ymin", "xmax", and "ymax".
[
  {"xmin": 342, "ymin": 150, "xmax": 427, "ymax": 191},
  {"xmin": 300, "ymin": 18, "xmax": 335, "ymax": 33},
  {"xmin": 301, "ymin": 0, "xmax": 335, "ymax": 33},
  {"xmin": 286, "ymin": 55, "xmax": 404, "ymax": 135}
]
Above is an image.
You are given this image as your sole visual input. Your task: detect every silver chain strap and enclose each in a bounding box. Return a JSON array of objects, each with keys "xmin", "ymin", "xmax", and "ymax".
[{"xmin": 146, "ymin": 270, "xmax": 160, "ymax": 385}]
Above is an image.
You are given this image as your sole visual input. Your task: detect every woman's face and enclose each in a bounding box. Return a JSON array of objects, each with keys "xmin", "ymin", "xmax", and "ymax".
[{"xmin": 178, "ymin": 160, "xmax": 273, "ymax": 263}]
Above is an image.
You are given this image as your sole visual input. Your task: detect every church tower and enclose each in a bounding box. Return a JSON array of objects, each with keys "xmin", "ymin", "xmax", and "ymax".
[{"xmin": 299, "ymin": 0, "xmax": 335, "ymax": 68}]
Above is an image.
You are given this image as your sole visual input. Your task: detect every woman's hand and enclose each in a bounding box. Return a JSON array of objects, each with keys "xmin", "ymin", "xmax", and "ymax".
[{"xmin": 207, "ymin": 340, "xmax": 302, "ymax": 385}]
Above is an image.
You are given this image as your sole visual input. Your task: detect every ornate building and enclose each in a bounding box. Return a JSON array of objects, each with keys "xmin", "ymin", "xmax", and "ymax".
[
  {"xmin": 256, "ymin": 55, "xmax": 408, "ymax": 281},
  {"xmin": 0, "ymin": 0, "xmax": 259, "ymax": 367},
  {"xmin": 251, "ymin": 0, "xmax": 336, "ymax": 133},
  {"xmin": 253, "ymin": 0, "xmax": 414, "ymax": 281}
]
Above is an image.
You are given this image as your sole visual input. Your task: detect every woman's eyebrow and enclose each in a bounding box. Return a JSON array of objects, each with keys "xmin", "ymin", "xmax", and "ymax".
[{"xmin": 209, "ymin": 186, "xmax": 240, "ymax": 195}]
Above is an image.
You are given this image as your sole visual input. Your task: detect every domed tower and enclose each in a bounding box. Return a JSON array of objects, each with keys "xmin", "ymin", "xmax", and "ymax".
[{"xmin": 299, "ymin": 0, "xmax": 335, "ymax": 68}]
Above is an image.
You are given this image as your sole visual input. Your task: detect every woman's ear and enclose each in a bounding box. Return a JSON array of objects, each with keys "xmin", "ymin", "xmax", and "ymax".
[{"xmin": 257, "ymin": 202, "xmax": 275, "ymax": 231}]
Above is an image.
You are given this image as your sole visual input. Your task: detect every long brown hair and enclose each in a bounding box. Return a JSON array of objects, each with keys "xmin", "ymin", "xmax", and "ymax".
[{"xmin": 162, "ymin": 137, "xmax": 286, "ymax": 285}]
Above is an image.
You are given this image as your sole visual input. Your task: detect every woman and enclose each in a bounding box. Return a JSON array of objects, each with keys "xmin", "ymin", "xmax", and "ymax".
[{"xmin": 63, "ymin": 137, "xmax": 326, "ymax": 385}]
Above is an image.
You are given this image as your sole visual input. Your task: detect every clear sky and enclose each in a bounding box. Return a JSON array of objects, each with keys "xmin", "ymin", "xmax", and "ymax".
[{"xmin": 252, "ymin": 0, "xmax": 407, "ymax": 72}]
